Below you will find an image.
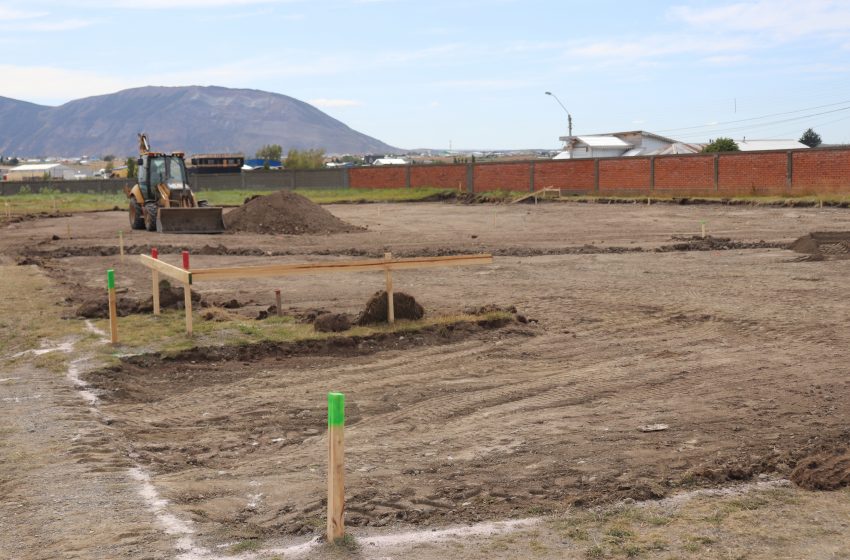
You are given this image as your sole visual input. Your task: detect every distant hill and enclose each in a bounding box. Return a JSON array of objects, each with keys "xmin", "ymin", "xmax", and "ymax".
[{"xmin": 0, "ymin": 86, "xmax": 399, "ymax": 157}]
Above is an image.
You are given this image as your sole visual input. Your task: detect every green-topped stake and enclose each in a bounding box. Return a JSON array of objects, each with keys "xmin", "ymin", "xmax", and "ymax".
[
  {"xmin": 107, "ymin": 269, "xmax": 118, "ymax": 344},
  {"xmin": 327, "ymin": 392, "xmax": 345, "ymax": 542}
]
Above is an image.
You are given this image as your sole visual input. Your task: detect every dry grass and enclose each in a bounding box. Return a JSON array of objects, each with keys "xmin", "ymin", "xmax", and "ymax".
[{"xmin": 90, "ymin": 309, "xmax": 512, "ymax": 356}]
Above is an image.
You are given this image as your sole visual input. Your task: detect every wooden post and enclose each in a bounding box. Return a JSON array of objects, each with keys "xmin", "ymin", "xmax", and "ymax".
[
  {"xmin": 151, "ymin": 248, "xmax": 160, "ymax": 316},
  {"xmin": 4, "ymin": 201, "xmax": 10, "ymax": 218},
  {"xmin": 384, "ymin": 252, "xmax": 394, "ymax": 324},
  {"xmin": 275, "ymin": 289, "xmax": 283, "ymax": 317},
  {"xmin": 66, "ymin": 222, "xmax": 71, "ymax": 238},
  {"xmin": 701, "ymin": 221, "xmax": 707, "ymax": 238},
  {"xmin": 182, "ymin": 251, "xmax": 193, "ymax": 336},
  {"xmin": 119, "ymin": 230, "xmax": 124, "ymax": 261},
  {"xmin": 327, "ymin": 392, "xmax": 345, "ymax": 543},
  {"xmin": 107, "ymin": 269, "xmax": 118, "ymax": 344}
]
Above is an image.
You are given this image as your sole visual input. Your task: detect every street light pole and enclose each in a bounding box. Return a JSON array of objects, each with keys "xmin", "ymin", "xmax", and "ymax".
[{"xmin": 545, "ymin": 91, "xmax": 573, "ymax": 137}]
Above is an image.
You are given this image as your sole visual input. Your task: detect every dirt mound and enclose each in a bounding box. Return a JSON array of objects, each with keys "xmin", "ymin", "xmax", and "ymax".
[
  {"xmin": 223, "ymin": 190, "xmax": 363, "ymax": 235},
  {"xmin": 790, "ymin": 232, "xmax": 850, "ymax": 259},
  {"xmin": 791, "ymin": 449, "xmax": 850, "ymax": 490},
  {"xmin": 314, "ymin": 313, "xmax": 352, "ymax": 333},
  {"xmin": 355, "ymin": 291, "xmax": 424, "ymax": 325},
  {"xmin": 75, "ymin": 280, "xmax": 201, "ymax": 319}
]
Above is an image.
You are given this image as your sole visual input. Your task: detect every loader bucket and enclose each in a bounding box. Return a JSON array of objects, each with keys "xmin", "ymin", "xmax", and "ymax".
[{"xmin": 156, "ymin": 207, "xmax": 226, "ymax": 234}]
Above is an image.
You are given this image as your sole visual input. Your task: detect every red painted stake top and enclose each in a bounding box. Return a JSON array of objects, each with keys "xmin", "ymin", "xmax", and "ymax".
[
  {"xmin": 151, "ymin": 247, "xmax": 158, "ymax": 259},
  {"xmin": 182, "ymin": 251, "xmax": 190, "ymax": 270}
]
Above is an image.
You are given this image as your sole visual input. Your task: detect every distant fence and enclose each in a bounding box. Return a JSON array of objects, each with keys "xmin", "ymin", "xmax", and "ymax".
[{"xmin": 2, "ymin": 147, "xmax": 848, "ymax": 197}]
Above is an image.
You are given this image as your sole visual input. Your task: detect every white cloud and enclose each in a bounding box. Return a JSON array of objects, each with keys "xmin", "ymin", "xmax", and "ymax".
[
  {"xmin": 670, "ymin": 0, "xmax": 850, "ymax": 38},
  {"xmin": 0, "ymin": 64, "xmax": 132, "ymax": 103},
  {"xmin": 0, "ymin": 6, "xmax": 47, "ymax": 19},
  {"xmin": 81, "ymin": 0, "xmax": 301, "ymax": 7},
  {"xmin": 702, "ymin": 54, "xmax": 750, "ymax": 65},
  {"xmin": 309, "ymin": 98, "xmax": 362, "ymax": 108},
  {"xmin": 7, "ymin": 18, "xmax": 96, "ymax": 31},
  {"xmin": 566, "ymin": 35, "xmax": 753, "ymax": 64}
]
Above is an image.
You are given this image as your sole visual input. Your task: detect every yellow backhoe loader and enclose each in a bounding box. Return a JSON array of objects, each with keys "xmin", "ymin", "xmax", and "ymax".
[{"xmin": 125, "ymin": 133, "xmax": 225, "ymax": 233}]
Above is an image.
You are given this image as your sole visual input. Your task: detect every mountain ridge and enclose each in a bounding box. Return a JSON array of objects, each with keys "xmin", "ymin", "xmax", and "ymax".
[{"xmin": 0, "ymin": 85, "xmax": 399, "ymax": 157}]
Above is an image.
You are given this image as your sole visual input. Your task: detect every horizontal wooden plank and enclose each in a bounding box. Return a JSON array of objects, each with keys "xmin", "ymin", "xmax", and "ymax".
[
  {"xmin": 190, "ymin": 254, "xmax": 493, "ymax": 282},
  {"xmin": 139, "ymin": 254, "xmax": 192, "ymax": 284}
]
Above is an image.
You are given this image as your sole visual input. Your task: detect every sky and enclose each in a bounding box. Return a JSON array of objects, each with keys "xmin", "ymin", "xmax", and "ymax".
[{"xmin": 2, "ymin": 0, "xmax": 850, "ymax": 150}]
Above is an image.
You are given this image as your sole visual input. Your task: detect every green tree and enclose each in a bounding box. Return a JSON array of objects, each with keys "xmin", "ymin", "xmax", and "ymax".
[
  {"xmin": 105, "ymin": 160, "xmax": 115, "ymax": 176},
  {"xmin": 256, "ymin": 144, "xmax": 283, "ymax": 168},
  {"xmin": 284, "ymin": 148, "xmax": 326, "ymax": 169},
  {"xmin": 702, "ymin": 137, "xmax": 740, "ymax": 153},
  {"xmin": 799, "ymin": 128, "xmax": 822, "ymax": 148},
  {"xmin": 126, "ymin": 156, "xmax": 137, "ymax": 179},
  {"xmin": 103, "ymin": 154, "xmax": 115, "ymax": 162}
]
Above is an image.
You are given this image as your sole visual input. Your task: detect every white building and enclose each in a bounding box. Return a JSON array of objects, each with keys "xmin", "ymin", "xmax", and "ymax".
[
  {"xmin": 555, "ymin": 130, "xmax": 687, "ymax": 159},
  {"xmin": 5, "ymin": 163, "xmax": 74, "ymax": 181},
  {"xmin": 735, "ymin": 139, "xmax": 809, "ymax": 151},
  {"xmin": 372, "ymin": 157, "xmax": 408, "ymax": 166}
]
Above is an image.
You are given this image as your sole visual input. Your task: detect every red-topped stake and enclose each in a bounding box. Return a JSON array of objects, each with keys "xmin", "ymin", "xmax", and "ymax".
[
  {"xmin": 182, "ymin": 250, "xmax": 190, "ymax": 270},
  {"xmin": 151, "ymin": 247, "xmax": 158, "ymax": 259}
]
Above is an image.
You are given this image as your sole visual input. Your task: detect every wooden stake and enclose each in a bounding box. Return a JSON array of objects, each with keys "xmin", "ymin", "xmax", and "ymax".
[
  {"xmin": 151, "ymin": 248, "xmax": 160, "ymax": 316},
  {"xmin": 66, "ymin": 222, "xmax": 71, "ymax": 238},
  {"xmin": 119, "ymin": 230, "xmax": 124, "ymax": 261},
  {"xmin": 275, "ymin": 289, "xmax": 283, "ymax": 317},
  {"xmin": 182, "ymin": 251, "xmax": 192, "ymax": 336},
  {"xmin": 52, "ymin": 197, "xmax": 57, "ymax": 212},
  {"xmin": 701, "ymin": 221, "xmax": 707, "ymax": 238},
  {"xmin": 327, "ymin": 392, "xmax": 345, "ymax": 543},
  {"xmin": 4, "ymin": 201, "xmax": 10, "ymax": 218},
  {"xmin": 107, "ymin": 269, "xmax": 118, "ymax": 344},
  {"xmin": 384, "ymin": 252, "xmax": 394, "ymax": 324}
]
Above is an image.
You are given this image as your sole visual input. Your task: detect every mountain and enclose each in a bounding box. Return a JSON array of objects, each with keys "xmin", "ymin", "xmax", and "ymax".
[{"xmin": 0, "ymin": 86, "xmax": 398, "ymax": 157}]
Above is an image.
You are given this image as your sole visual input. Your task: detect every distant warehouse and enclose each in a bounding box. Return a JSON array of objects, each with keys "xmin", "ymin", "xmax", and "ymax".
[{"xmin": 5, "ymin": 163, "xmax": 74, "ymax": 181}]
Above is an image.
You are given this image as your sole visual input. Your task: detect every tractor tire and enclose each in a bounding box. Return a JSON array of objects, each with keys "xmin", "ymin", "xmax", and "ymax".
[
  {"xmin": 129, "ymin": 199, "xmax": 145, "ymax": 230},
  {"xmin": 198, "ymin": 199, "xmax": 209, "ymax": 208},
  {"xmin": 144, "ymin": 202, "xmax": 158, "ymax": 232}
]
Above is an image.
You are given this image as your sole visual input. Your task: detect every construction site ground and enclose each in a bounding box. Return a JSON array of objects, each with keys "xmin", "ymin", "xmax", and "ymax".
[{"xmin": 2, "ymin": 201, "xmax": 850, "ymax": 559}]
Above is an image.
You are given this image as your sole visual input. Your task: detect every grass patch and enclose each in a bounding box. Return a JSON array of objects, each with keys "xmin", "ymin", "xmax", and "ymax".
[
  {"xmin": 93, "ymin": 308, "xmax": 512, "ymax": 356},
  {"xmin": 228, "ymin": 539, "xmax": 262, "ymax": 554}
]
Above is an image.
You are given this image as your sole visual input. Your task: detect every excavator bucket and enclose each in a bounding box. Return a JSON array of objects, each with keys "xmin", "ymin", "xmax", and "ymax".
[{"xmin": 156, "ymin": 207, "xmax": 225, "ymax": 234}]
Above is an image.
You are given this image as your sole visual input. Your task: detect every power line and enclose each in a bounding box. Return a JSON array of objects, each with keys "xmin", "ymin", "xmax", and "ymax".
[
  {"xmin": 676, "ymin": 105, "xmax": 850, "ymax": 140},
  {"xmin": 655, "ymin": 98, "xmax": 850, "ymax": 134}
]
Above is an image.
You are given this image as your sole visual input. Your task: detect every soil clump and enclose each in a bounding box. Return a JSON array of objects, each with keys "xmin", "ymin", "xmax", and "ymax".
[
  {"xmin": 223, "ymin": 190, "xmax": 363, "ymax": 235},
  {"xmin": 789, "ymin": 232, "xmax": 850, "ymax": 260},
  {"xmin": 313, "ymin": 313, "xmax": 352, "ymax": 333},
  {"xmin": 791, "ymin": 449, "xmax": 850, "ymax": 490},
  {"xmin": 355, "ymin": 291, "xmax": 424, "ymax": 325}
]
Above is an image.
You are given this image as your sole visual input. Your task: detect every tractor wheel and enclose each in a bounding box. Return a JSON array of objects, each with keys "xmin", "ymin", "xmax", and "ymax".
[
  {"xmin": 129, "ymin": 199, "xmax": 145, "ymax": 230},
  {"xmin": 144, "ymin": 202, "xmax": 158, "ymax": 232}
]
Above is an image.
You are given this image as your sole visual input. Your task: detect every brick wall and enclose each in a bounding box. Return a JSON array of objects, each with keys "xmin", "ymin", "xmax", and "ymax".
[
  {"xmin": 349, "ymin": 166, "xmax": 406, "ymax": 189},
  {"xmin": 599, "ymin": 158, "xmax": 651, "ymax": 194},
  {"xmin": 473, "ymin": 162, "xmax": 530, "ymax": 192},
  {"xmin": 533, "ymin": 160, "xmax": 595, "ymax": 193},
  {"xmin": 718, "ymin": 152, "xmax": 787, "ymax": 195},
  {"xmin": 654, "ymin": 155, "xmax": 715, "ymax": 195},
  {"xmin": 5, "ymin": 148, "xmax": 849, "ymax": 198},
  {"xmin": 792, "ymin": 150, "xmax": 850, "ymax": 194},
  {"xmin": 410, "ymin": 164, "xmax": 468, "ymax": 190}
]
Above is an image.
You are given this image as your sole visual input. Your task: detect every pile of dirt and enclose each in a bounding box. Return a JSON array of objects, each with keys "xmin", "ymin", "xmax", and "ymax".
[
  {"xmin": 355, "ymin": 290, "xmax": 424, "ymax": 325},
  {"xmin": 313, "ymin": 313, "xmax": 352, "ymax": 333},
  {"xmin": 791, "ymin": 449, "xmax": 850, "ymax": 490},
  {"xmin": 658, "ymin": 235, "xmax": 781, "ymax": 252},
  {"xmin": 223, "ymin": 190, "xmax": 363, "ymax": 235},
  {"xmin": 789, "ymin": 232, "xmax": 850, "ymax": 260},
  {"xmin": 75, "ymin": 280, "xmax": 202, "ymax": 319}
]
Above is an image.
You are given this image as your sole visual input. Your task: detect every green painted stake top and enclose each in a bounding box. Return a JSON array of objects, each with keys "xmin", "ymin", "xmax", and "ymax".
[
  {"xmin": 328, "ymin": 392, "xmax": 345, "ymax": 427},
  {"xmin": 107, "ymin": 269, "xmax": 115, "ymax": 290}
]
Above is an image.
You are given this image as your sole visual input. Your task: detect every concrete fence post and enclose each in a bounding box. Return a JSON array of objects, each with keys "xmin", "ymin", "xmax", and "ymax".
[
  {"xmin": 405, "ymin": 165, "xmax": 411, "ymax": 189},
  {"xmin": 649, "ymin": 157, "xmax": 655, "ymax": 192},
  {"xmin": 466, "ymin": 163, "xmax": 474, "ymax": 194},
  {"xmin": 594, "ymin": 159, "xmax": 600, "ymax": 193},
  {"xmin": 529, "ymin": 161, "xmax": 535, "ymax": 192},
  {"xmin": 714, "ymin": 155, "xmax": 720, "ymax": 192},
  {"xmin": 786, "ymin": 151, "xmax": 793, "ymax": 193}
]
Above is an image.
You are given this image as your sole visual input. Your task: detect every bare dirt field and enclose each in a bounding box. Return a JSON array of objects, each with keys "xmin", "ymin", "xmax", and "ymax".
[{"xmin": 3, "ymin": 200, "xmax": 850, "ymax": 559}]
